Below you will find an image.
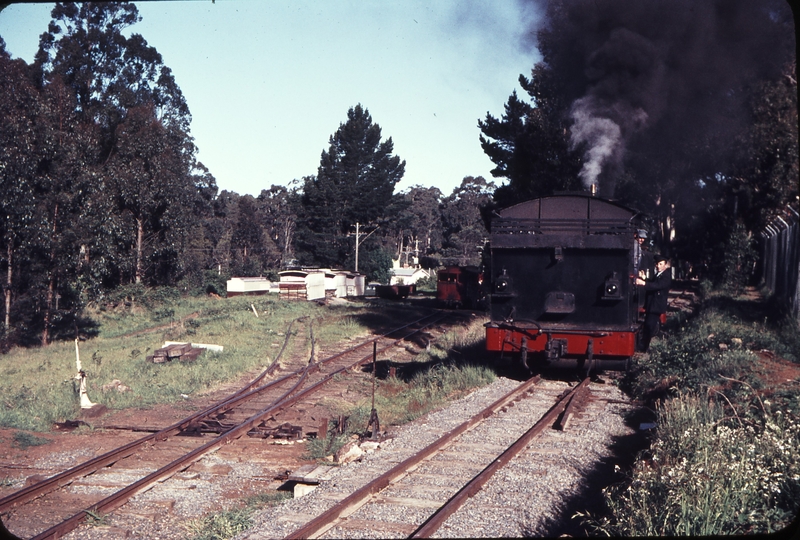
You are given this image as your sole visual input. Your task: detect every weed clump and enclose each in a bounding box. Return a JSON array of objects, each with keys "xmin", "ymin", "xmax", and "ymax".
[
  {"xmin": 582, "ymin": 394, "xmax": 800, "ymax": 536},
  {"xmin": 185, "ymin": 491, "xmax": 291, "ymax": 540},
  {"xmin": 12, "ymin": 431, "xmax": 51, "ymax": 449}
]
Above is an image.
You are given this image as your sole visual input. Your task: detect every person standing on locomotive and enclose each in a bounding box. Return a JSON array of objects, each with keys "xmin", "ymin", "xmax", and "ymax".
[
  {"xmin": 634, "ymin": 229, "xmax": 654, "ymax": 278},
  {"xmin": 635, "ymin": 254, "xmax": 672, "ymax": 352},
  {"xmin": 633, "ymin": 229, "xmax": 654, "ymax": 315}
]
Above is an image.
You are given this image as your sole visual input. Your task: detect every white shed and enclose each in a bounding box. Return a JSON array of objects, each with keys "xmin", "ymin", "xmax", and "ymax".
[
  {"xmin": 279, "ymin": 270, "xmax": 326, "ymax": 301},
  {"xmin": 226, "ymin": 277, "xmax": 274, "ymax": 296},
  {"xmin": 325, "ymin": 270, "xmax": 349, "ymax": 298},
  {"xmin": 346, "ymin": 273, "xmax": 365, "ymax": 296}
]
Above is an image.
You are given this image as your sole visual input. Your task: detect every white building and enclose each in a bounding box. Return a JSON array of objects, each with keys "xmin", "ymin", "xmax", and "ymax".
[{"xmin": 389, "ymin": 259, "xmax": 432, "ymax": 286}]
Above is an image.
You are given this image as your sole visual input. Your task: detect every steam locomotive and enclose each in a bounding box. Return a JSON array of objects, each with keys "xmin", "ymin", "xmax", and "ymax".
[{"xmin": 484, "ymin": 193, "xmax": 644, "ymax": 374}]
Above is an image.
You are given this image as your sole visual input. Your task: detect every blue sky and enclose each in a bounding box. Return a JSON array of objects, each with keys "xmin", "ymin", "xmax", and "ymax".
[{"xmin": 0, "ymin": 1, "xmax": 542, "ymax": 197}]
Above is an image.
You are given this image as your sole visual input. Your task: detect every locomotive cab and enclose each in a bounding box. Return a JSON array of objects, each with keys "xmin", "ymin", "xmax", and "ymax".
[{"xmin": 485, "ymin": 193, "xmax": 643, "ymax": 373}]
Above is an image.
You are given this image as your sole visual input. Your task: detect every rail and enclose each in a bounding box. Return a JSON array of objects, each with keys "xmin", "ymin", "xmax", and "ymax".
[
  {"xmin": 285, "ymin": 376, "xmax": 593, "ymax": 539},
  {"xmin": 1, "ymin": 310, "xmax": 451, "ymax": 540},
  {"xmin": 411, "ymin": 377, "xmax": 591, "ymax": 537}
]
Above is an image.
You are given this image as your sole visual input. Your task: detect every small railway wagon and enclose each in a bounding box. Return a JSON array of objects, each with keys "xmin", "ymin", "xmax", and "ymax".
[
  {"xmin": 485, "ymin": 193, "xmax": 643, "ymax": 373},
  {"xmin": 437, "ymin": 265, "xmax": 483, "ymax": 308},
  {"xmin": 375, "ymin": 284, "xmax": 415, "ymax": 299}
]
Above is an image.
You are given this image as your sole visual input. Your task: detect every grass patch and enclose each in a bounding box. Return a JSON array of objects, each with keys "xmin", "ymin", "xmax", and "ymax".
[
  {"xmin": 581, "ymin": 393, "xmax": 800, "ymax": 536},
  {"xmin": 12, "ymin": 431, "xmax": 51, "ymax": 449},
  {"xmin": 185, "ymin": 491, "xmax": 291, "ymax": 540},
  {"xmin": 578, "ymin": 287, "xmax": 800, "ymax": 536},
  {"xmin": 306, "ymin": 318, "xmax": 495, "ymax": 460},
  {"xmin": 0, "ymin": 293, "xmax": 392, "ymax": 432}
]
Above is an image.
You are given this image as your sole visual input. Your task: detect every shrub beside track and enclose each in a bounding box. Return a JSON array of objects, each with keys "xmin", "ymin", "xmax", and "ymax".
[{"xmin": 579, "ymin": 286, "xmax": 800, "ymax": 537}]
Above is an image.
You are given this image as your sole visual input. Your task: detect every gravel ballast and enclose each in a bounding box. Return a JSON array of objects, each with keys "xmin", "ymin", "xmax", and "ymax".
[{"xmin": 237, "ymin": 375, "xmax": 636, "ymax": 539}]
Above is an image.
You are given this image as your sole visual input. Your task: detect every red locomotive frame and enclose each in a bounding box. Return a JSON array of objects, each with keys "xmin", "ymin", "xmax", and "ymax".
[{"xmin": 485, "ymin": 326, "xmax": 636, "ymax": 358}]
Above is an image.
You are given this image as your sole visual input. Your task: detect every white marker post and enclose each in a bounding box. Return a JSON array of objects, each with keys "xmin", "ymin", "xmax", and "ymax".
[{"xmin": 75, "ymin": 338, "xmax": 96, "ymax": 409}]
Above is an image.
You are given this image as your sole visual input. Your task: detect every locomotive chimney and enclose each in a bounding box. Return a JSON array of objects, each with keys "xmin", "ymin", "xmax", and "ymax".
[{"xmin": 590, "ymin": 184, "xmax": 597, "ymax": 196}]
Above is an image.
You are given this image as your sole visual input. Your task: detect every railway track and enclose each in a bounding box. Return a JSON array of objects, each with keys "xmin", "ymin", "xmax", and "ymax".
[
  {"xmin": 263, "ymin": 376, "xmax": 601, "ymax": 539},
  {"xmin": 0, "ymin": 310, "xmax": 453, "ymax": 540}
]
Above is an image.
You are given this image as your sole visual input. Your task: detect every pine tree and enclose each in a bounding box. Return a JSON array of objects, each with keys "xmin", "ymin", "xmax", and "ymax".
[{"xmin": 295, "ymin": 104, "xmax": 405, "ymax": 270}]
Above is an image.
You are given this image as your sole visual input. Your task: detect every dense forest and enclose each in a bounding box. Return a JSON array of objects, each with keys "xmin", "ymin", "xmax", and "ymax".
[{"xmin": 1, "ymin": 0, "xmax": 797, "ymax": 349}]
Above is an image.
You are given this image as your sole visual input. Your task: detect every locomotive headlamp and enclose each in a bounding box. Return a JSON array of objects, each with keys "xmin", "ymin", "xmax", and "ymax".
[
  {"xmin": 602, "ymin": 272, "xmax": 622, "ymax": 300},
  {"xmin": 494, "ymin": 269, "xmax": 514, "ymax": 296}
]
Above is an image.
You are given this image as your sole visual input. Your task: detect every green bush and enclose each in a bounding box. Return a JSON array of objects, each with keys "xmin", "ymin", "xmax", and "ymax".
[
  {"xmin": 583, "ymin": 394, "xmax": 800, "ymax": 536},
  {"xmin": 629, "ymin": 299, "xmax": 798, "ymax": 399},
  {"xmin": 177, "ymin": 269, "xmax": 231, "ymax": 297}
]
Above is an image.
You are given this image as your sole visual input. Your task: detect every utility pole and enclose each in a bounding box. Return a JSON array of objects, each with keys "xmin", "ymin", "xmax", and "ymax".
[{"xmin": 353, "ymin": 222, "xmax": 379, "ymax": 273}]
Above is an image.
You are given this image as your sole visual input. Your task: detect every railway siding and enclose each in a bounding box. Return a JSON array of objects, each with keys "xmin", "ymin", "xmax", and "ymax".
[{"xmin": 0, "ymin": 312, "xmax": 459, "ymax": 540}]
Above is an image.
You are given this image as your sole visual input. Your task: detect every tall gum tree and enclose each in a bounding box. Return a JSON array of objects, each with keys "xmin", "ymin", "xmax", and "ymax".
[
  {"xmin": 105, "ymin": 103, "xmax": 196, "ymax": 284},
  {"xmin": 441, "ymin": 177, "xmax": 494, "ymax": 267},
  {"xmin": 388, "ymin": 186, "xmax": 443, "ymax": 266},
  {"xmin": 35, "ymin": 75, "xmax": 99, "ymax": 345},
  {"xmin": 35, "ymin": 2, "xmax": 213, "ymax": 289},
  {"xmin": 1, "ymin": 38, "xmax": 100, "ymax": 345},
  {"xmin": 0, "ymin": 40, "xmax": 38, "ymax": 339},
  {"xmin": 257, "ymin": 185, "xmax": 297, "ymax": 268}
]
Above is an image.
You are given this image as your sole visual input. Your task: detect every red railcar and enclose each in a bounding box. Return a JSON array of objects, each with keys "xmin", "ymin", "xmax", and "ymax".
[{"xmin": 437, "ymin": 266, "xmax": 484, "ymax": 308}]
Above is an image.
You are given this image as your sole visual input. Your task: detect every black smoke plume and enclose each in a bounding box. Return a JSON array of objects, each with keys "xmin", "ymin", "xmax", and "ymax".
[{"xmin": 530, "ymin": 0, "xmax": 795, "ymax": 196}]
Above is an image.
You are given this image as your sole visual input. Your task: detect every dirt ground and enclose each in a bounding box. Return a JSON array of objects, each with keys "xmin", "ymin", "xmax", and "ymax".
[{"xmin": 0, "ymin": 364, "xmax": 312, "ymax": 483}]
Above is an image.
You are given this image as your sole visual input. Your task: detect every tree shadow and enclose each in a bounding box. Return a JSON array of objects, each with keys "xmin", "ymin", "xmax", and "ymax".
[
  {"xmin": 358, "ymin": 331, "xmax": 529, "ymax": 384},
  {"xmin": 335, "ymin": 297, "xmax": 439, "ymax": 335},
  {"xmin": 3, "ymin": 304, "xmax": 100, "ymax": 349}
]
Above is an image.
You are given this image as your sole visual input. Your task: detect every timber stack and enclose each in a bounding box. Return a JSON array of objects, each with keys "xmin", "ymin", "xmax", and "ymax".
[{"xmin": 147, "ymin": 342, "xmax": 203, "ymax": 363}]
